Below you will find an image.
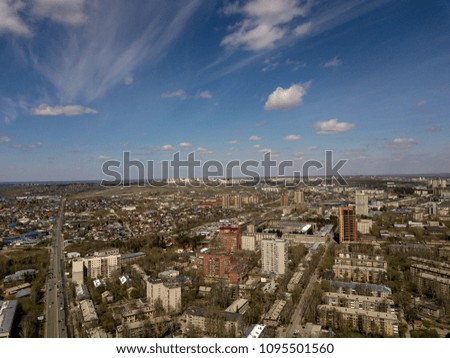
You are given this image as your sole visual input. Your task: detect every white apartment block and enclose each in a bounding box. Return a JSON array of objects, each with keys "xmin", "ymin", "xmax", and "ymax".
[
  {"xmin": 355, "ymin": 192, "xmax": 369, "ymax": 216},
  {"xmin": 261, "ymin": 238, "xmax": 288, "ymax": 275},
  {"xmin": 71, "ymin": 249, "xmax": 121, "ymax": 284},
  {"xmin": 357, "ymin": 219, "xmax": 373, "ymax": 234},
  {"xmin": 146, "ymin": 279, "xmax": 182, "ymax": 313}
]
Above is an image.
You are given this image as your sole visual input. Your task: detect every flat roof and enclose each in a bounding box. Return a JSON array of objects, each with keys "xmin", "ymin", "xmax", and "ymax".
[{"xmin": 0, "ymin": 300, "xmax": 18, "ymax": 337}]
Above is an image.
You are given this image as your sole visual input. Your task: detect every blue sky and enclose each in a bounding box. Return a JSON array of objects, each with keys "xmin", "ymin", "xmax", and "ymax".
[{"xmin": 0, "ymin": 0, "xmax": 449, "ymax": 181}]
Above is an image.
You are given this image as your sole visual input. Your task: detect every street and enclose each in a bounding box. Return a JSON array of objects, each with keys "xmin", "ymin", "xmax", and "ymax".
[{"xmin": 45, "ymin": 198, "xmax": 68, "ymax": 338}]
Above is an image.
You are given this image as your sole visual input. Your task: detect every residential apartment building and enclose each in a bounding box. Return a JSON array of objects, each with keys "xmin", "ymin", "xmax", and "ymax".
[
  {"xmin": 146, "ymin": 279, "xmax": 182, "ymax": 313},
  {"xmin": 218, "ymin": 227, "xmax": 241, "ymax": 253},
  {"xmin": 339, "ymin": 206, "xmax": 357, "ymax": 242},
  {"xmin": 410, "ymin": 257, "xmax": 450, "ymax": 296},
  {"xmin": 79, "ymin": 299, "xmax": 98, "ymax": 329},
  {"xmin": 333, "ymin": 251, "xmax": 387, "ymax": 283},
  {"xmin": 72, "ymin": 249, "xmax": 121, "ymax": 284},
  {"xmin": 323, "ymin": 292, "xmax": 395, "ymax": 314},
  {"xmin": 355, "ymin": 192, "xmax": 369, "ymax": 216},
  {"xmin": 181, "ymin": 307, "xmax": 243, "ymax": 337},
  {"xmin": 202, "ymin": 253, "xmax": 234, "ymax": 280},
  {"xmin": 263, "ymin": 299, "xmax": 287, "ymax": 327},
  {"xmin": 294, "ymin": 190, "xmax": 305, "ymax": 205},
  {"xmin": 335, "ymin": 252, "xmax": 387, "ymax": 269},
  {"xmin": 333, "ymin": 265, "xmax": 386, "ymax": 283},
  {"xmin": 318, "ymin": 305, "xmax": 399, "ymax": 336},
  {"xmin": 357, "ymin": 219, "xmax": 373, "ymax": 234},
  {"xmin": 261, "ymin": 238, "xmax": 288, "ymax": 275}
]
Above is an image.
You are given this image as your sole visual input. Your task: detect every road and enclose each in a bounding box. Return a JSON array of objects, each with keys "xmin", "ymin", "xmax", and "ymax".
[
  {"xmin": 45, "ymin": 198, "xmax": 68, "ymax": 338},
  {"xmin": 283, "ymin": 240, "xmax": 334, "ymax": 338}
]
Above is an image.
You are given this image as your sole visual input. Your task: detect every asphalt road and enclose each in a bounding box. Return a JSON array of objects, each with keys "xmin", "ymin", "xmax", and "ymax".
[
  {"xmin": 45, "ymin": 198, "xmax": 68, "ymax": 338},
  {"xmin": 283, "ymin": 240, "xmax": 334, "ymax": 338}
]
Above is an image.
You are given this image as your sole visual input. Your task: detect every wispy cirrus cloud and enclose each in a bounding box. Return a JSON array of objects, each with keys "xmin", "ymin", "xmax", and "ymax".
[
  {"xmin": 196, "ymin": 91, "xmax": 213, "ymax": 99},
  {"xmin": 161, "ymin": 90, "xmax": 187, "ymax": 100},
  {"xmin": 179, "ymin": 142, "xmax": 192, "ymax": 148},
  {"xmin": 30, "ymin": 1, "xmax": 202, "ymax": 103},
  {"xmin": 386, "ymin": 137, "xmax": 417, "ymax": 149},
  {"xmin": 323, "ymin": 56, "xmax": 342, "ymax": 67},
  {"xmin": 249, "ymin": 135, "xmax": 262, "ymax": 141},
  {"xmin": 123, "ymin": 75, "xmax": 134, "ymax": 86},
  {"xmin": 0, "ymin": 135, "xmax": 12, "ymax": 143},
  {"xmin": 31, "ymin": 104, "xmax": 97, "ymax": 116},
  {"xmin": 314, "ymin": 118, "xmax": 355, "ymax": 134},
  {"xmin": 10, "ymin": 141, "xmax": 43, "ymax": 150}
]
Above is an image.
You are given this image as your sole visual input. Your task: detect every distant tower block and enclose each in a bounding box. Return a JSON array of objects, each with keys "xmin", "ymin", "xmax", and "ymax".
[
  {"xmin": 294, "ymin": 190, "xmax": 305, "ymax": 204},
  {"xmin": 247, "ymin": 224, "xmax": 255, "ymax": 233},
  {"xmin": 222, "ymin": 194, "xmax": 230, "ymax": 209},
  {"xmin": 355, "ymin": 192, "xmax": 369, "ymax": 216},
  {"xmin": 339, "ymin": 206, "xmax": 357, "ymax": 243},
  {"xmin": 280, "ymin": 194, "xmax": 289, "ymax": 207},
  {"xmin": 234, "ymin": 195, "xmax": 242, "ymax": 209},
  {"xmin": 261, "ymin": 238, "xmax": 288, "ymax": 275}
]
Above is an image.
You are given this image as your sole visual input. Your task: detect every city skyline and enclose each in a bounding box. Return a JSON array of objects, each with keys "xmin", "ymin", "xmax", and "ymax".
[{"xmin": 0, "ymin": 0, "xmax": 449, "ymax": 181}]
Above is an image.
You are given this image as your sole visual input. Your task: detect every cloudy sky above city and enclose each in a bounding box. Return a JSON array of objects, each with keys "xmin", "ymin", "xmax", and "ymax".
[{"xmin": 0, "ymin": 0, "xmax": 449, "ymax": 181}]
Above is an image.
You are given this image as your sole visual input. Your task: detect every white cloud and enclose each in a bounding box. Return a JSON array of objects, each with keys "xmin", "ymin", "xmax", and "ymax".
[
  {"xmin": 285, "ymin": 58, "xmax": 306, "ymax": 71},
  {"xmin": 283, "ymin": 134, "xmax": 301, "ymax": 141},
  {"xmin": 323, "ymin": 56, "xmax": 342, "ymax": 67},
  {"xmin": 95, "ymin": 155, "xmax": 112, "ymax": 161},
  {"xmin": 386, "ymin": 138, "xmax": 417, "ymax": 149},
  {"xmin": 416, "ymin": 100, "xmax": 427, "ymax": 107},
  {"xmin": 228, "ymin": 140, "xmax": 238, "ymax": 145},
  {"xmin": 264, "ymin": 81, "xmax": 311, "ymax": 110},
  {"xmin": 179, "ymin": 142, "xmax": 192, "ymax": 148},
  {"xmin": 249, "ymin": 135, "xmax": 262, "ymax": 141},
  {"xmin": 261, "ymin": 59, "xmax": 279, "ymax": 72},
  {"xmin": 0, "ymin": 135, "xmax": 12, "ymax": 143},
  {"xmin": 31, "ymin": 104, "xmax": 97, "ymax": 116},
  {"xmin": 294, "ymin": 21, "xmax": 312, "ymax": 37},
  {"xmin": 11, "ymin": 141, "xmax": 43, "ymax": 150},
  {"xmin": 196, "ymin": 91, "xmax": 212, "ymax": 99},
  {"xmin": 221, "ymin": 0, "xmax": 312, "ymax": 51},
  {"xmin": 1, "ymin": 97, "xmax": 19, "ymax": 124},
  {"xmin": 161, "ymin": 144, "xmax": 176, "ymax": 151},
  {"xmin": 196, "ymin": 146, "xmax": 213, "ymax": 155},
  {"xmin": 161, "ymin": 89, "xmax": 187, "ymax": 100},
  {"xmin": 258, "ymin": 147, "xmax": 272, "ymax": 153},
  {"xmin": 426, "ymin": 124, "xmax": 441, "ymax": 133},
  {"xmin": 123, "ymin": 75, "xmax": 134, "ymax": 86},
  {"xmin": 314, "ymin": 118, "xmax": 355, "ymax": 134},
  {"xmin": 0, "ymin": 0, "xmax": 31, "ymax": 36},
  {"xmin": 31, "ymin": 0, "xmax": 87, "ymax": 26},
  {"xmin": 253, "ymin": 144, "xmax": 261, "ymax": 149}
]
